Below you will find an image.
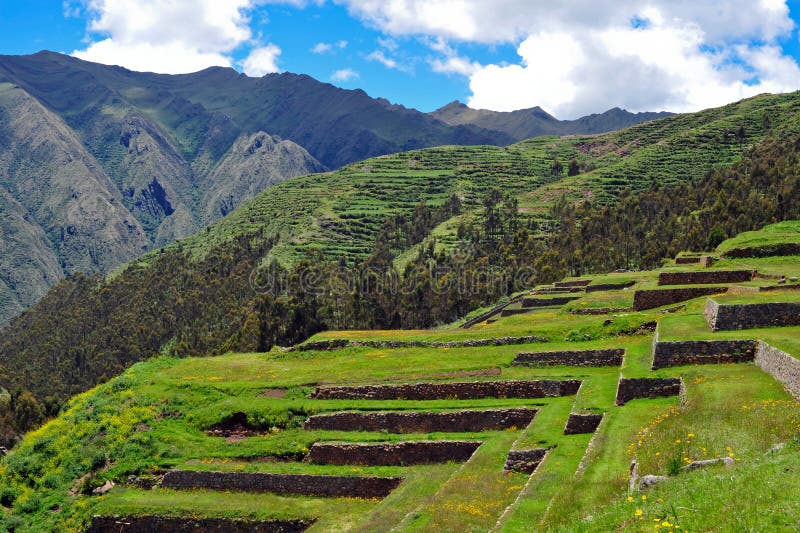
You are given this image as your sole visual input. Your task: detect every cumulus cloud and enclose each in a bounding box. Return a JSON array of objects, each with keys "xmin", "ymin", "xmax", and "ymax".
[
  {"xmin": 242, "ymin": 44, "xmax": 282, "ymax": 76},
  {"xmin": 339, "ymin": 0, "xmax": 800, "ymax": 116},
  {"xmin": 331, "ymin": 68, "xmax": 359, "ymax": 82},
  {"xmin": 72, "ymin": 0, "xmax": 266, "ymax": 74}
]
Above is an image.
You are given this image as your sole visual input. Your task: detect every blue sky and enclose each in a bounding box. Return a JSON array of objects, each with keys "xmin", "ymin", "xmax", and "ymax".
[{"xmin": 1, "ymin": 1, "xmax": 800, "ymax": 118}]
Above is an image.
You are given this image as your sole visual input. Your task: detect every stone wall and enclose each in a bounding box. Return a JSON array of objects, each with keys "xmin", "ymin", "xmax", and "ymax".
[
  {"xmin": 564, "ymin": 413, "xmax": 604, "ymax": 434},
  {"xmin": 704, "ymin": 298, "xmax": 800, "ymax": 331},
  {"xmin": 722, "ymin": 243, "xmax": 800, "ymax": 258},
  {"xmin": 88, "ymin": 516, "xmax": 313, "ymax": 533},
  {"xmin": 699, "ymin": 256, "xmax": 716, "ymax": 267},
  {"xmin": 307, "ymin": 440, "xmax": 481, "ymax": 466},
  {"xmin": 755, "ymin": 342, "xmax": 800, "ymax": 399},
  {"xmin": 504, "ymin": 448, "xmax": 547, "ymax": 473},
  {"xmin": 585, "ymin": 281, "xmax": 636, "ymax": 292},
  {"xmin": 161, "ymin": 470, "xmax": 402, "ymax": 499},
  {"xmin": 615, "ymin": 378, "xmax": 682, "ymax": 405},
  {"xmin": 652, "ymin": 335, "xmax": 756, "ymax": 369},
  {"xmin": 521, "ymin": 296, "xmax": 581, "ymax": 307},
  {"xmin": 555, "ymin": 280, "xmax": 592, "ymax": 287},
  {"xmin": 311, "ymin": 380, "xmax": 582, "ymax": 400},
  {"xmin": 292, "ymin": 335, "xmax": 548, "ymax": 351},
  {"xmin": 514, "ymin": 349, "xmax": 623, "ymax": 367},
  {"xmin": 657, "ymin": 270, "xmax": 752, "ymax": 286},
  {"xmin": 633, "ymin": 287, "xmax": 724, "ymax": 310},
  {"xmin": 675, "ymin": 256, "xmax": 701, "ymax": 264},
  {"xmin": 303, "ymin": 408, "xmax": 538, "ymax": 433}
]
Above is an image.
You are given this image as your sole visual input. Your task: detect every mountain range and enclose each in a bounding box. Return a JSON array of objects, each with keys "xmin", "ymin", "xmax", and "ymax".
[{"xmin": 0, "ymin": 50, "xmax": 670, "ymax": 324}]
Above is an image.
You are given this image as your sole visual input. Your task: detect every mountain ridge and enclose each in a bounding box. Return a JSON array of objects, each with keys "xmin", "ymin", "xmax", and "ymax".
[{"xmin": 430, "ymin": 100, "xmax": 674, "ymax": 141}]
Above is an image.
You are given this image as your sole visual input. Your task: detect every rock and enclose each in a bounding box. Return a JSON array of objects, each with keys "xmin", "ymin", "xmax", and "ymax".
[
  {"xmin": 92, "ymin": 480, "xmax": 115, "ymax": 495},
  {"xmin": 628, "ymin": 460, "xmax": 639, "ymax": 492},
  {"xmin": 767, "ymin": 442, "xmax": 786, "ymax": 455},
  {"xmin": 638, "ymin": 475, "xmax": 669, "ymax": 489},
  {"xmin": 681, "ymin": 457, "xmax": 734, "ymax": 470}
]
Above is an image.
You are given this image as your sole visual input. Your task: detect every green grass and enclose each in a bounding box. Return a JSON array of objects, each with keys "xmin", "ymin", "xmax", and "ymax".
[
  {"xmin": 717, "ymin": 220, "xmax": 800, "ymax": 253},
  {"xmin": 3, "ymin": 244, "xmax": 800, "ymax": 531}
]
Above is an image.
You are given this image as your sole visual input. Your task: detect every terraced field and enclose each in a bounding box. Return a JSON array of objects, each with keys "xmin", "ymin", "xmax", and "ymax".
[
  {"xmin": 145, "ymin": 91, "xmax": 800, "ymax": 266},
  {"xmin": 1, "ymin": 224, "xmax": 799, "ymax": 531}
]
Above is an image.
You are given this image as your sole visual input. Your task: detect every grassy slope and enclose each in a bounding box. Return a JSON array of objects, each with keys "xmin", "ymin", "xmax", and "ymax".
[
  {"xmin": 2, "ymin": 224, "xmax": 799, "ymax": 531},
  {"xmin": 716, "ymin": 219, "xmax": 800, "ymax": 253}
]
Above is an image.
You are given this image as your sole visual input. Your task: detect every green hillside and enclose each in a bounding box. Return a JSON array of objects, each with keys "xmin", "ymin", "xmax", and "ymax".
[
  {"xmin": 1, "ymin": 92, "xmax": 800, "ymax": 445},
  {"xmin": 154, "ymin": 89, "xmax": 800, "ymax": 266},
  {"xmin": 0, "ymin": 224, "xmax": 798, "ymax": 531}
]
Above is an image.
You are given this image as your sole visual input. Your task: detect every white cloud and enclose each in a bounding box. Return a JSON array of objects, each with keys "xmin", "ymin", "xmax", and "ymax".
[
  {"xmin": 366, "ymin": 49, "xmax": 400, "ymax": 70},
  {"xmin": 242, "ymin": 44, "xmax": 282, "ymax": 76},
  {"xmin": 312, "ymin": 40, "xmax": 348, "ymax": 53},
  {"xmin": 312, "ymin": 42, "xmax": 333, "ymax": 53},
  {"xmin": 338, "ymin": 0, "xmax": 800, "ymax": 116},
  {"xmin": 72, "ymin": 0, "xmax": 277, "ymax": 74},
  {"xmin": 338, "ymin": 1, "xmax": 794, "ymax": 43},
  {"xmin": 331, "ymin": 68, "xmax": 359, "ymax": 82}
]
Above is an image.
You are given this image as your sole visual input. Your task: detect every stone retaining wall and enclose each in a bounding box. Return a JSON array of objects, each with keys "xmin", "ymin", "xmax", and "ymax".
[
  {"xmin": 521, "ymin": 297, "xmax": 581, "ymax": 307},
  {"xmin": 657, "ymin": 270, "xmax": 752, "ymax": 286},
  {"xmin": 585, "ymin": 281, "xmax": 636, "ymax": 292},
  {"xmin": 311, "ymin": 380, "xmax": 581, "ymax": 400},
  {"xmin": 704, "ymin": 298, "xmax": 800, "ymax": 331},
  {"xmin": 722, "ymin": 243, "xmax": 800, "ymax": 258},
  {"xmin": 564, "ymin": 413, "xmax": 604, "ymax": 434},
  {"xmin": 161, "ymin": 471, "xmax": 402, "ymax": 499},
  {"xmin": 514, "ymin": 349, "xmax": 623, "ymax": 367},
  {"xmin": 292, "ymin": 335, "xmax": 548, "ymax": 352},
  {"xmin": 675, "ymin": 256, "xmax": 701, "ymax": 264},
  {"xmin": 307, "ymin": 440, "xmax": 481, "ymax": 466},
  {"xmin": 555, "ymin": 280, "xmax": 592, "ymax": 287},
  {"xmin": 504, "ymin": 449, "xmax": 547, "ymax": 473},
  {"xmin": 615, "ymin": 378, "xmax": 682, "ymax": 405},
  {"xmin": 303, "ymin": 408, "xmax": 538, "ymax": 433},
  {"xmin": 88, "ymin": 516, "xmax": 313, "ymax": 532},
  {"xmin": 633, "ymin": 287, "xmax": 725, "ymax": 310},
  {"xmin": 652, "ymin": 334, "xmax": 756, "ymax": 369},
  {"xmin": 570, "ymin": 307, "xmax": 632, "ymax": 315},
  {"xmin": 755, "ymin": 342, "xmax": 800, "ymax": 399}
]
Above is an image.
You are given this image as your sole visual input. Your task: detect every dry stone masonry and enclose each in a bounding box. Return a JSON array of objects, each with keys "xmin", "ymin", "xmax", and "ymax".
[
  {"xmin": 564, "ymin": 413, "xmax": 604, "ymax": 435},
  {"xmin": 657, "ymin": 270, "xmax": 752, "ymax": 286},
  {"xmin": 615, "ymin": 378, "xmax": 683, "ymax": 405},
  {"xmin": 633, "ymin": 287, "xmax": 724, "ymax": 310},
  {"xmin": 513, "ymin": 349, "xmax": 623, "ymax": 367},
  {"xmin": 755, "ymin": 342, "xmax": 800, "ymax": 399},
  {"xmin": 652, "ymin": 333, "xmax": 756, "ymax": 369},
  {"xmin": 704, "ymin": 298, "xmax": 800, "ymax": 330},
  {"xmin": 585, "ymin": 281, "xmax": 636, "ymax": 292},
  {"xmin": 303, "ymin": 408, "xmax": 539, "ymax": 433},
  {"xmin": 293, "ymin": 335, "xmax": 548, "ymax": 351},
  {"xmin": 161, "ymin": 470, "xmax": 402, "ymax": 499},
  {"xmin": 311, "ymin": 380, "xmax": 581, "ymax": 400},
  {"xmin": 307, "ymin": 440, "xmax": 481, "ymax": 466},
  {"xmin": 722, "ymin": 243, "xmax": 800, "ymax": 258},
  {"xmin": 87, "ymin": 516, "xmax": 314, "ymax": 532},
  {"xmin": 520, "ymin": 296, "xmax": 581, "ymax": 307},
  {"xmin": 504, "ymin": 449, "xmax": 548, "ymax": 473}
]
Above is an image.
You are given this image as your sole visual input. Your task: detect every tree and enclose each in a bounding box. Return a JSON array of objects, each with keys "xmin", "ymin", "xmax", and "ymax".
[{"xmin": 568, "ymin": 158, "xmax": 580, "ymax": 176}]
